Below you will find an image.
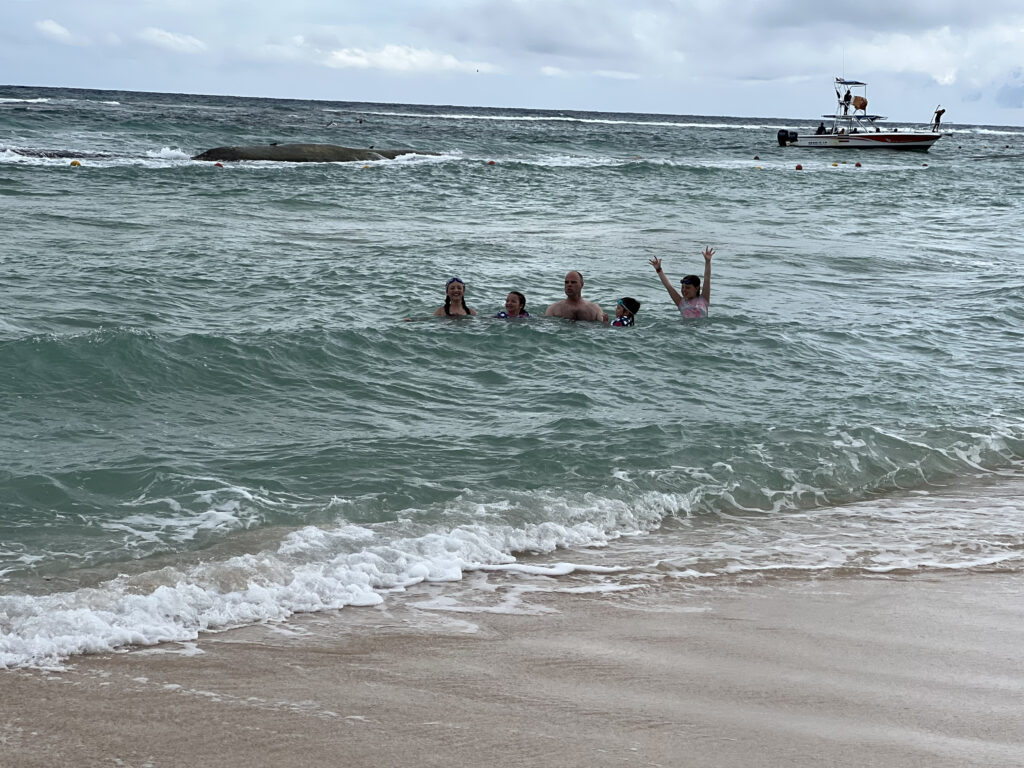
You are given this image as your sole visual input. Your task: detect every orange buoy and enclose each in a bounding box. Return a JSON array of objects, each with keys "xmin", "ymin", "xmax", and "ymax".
[
  {"xmin": 214, "ymin": 162, "xmax": 223, "ymax": 168},
  {"xmin": 795, "ymin": 164, "xmax": 803, "ymax": 170},
  {"xmin": 855, "ymin": 162, "xmax": 861, "ymax": 167},
  {"xmin": 487, "ymin": 160, "xmax": 495, "ymax": 165}
]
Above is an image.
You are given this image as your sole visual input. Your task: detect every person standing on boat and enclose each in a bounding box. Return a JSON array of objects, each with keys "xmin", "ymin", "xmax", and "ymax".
[
  {"xmin": 932, "ymin": 107, "xmax": 945, "ymax": 132},
  {"xmin": 816, "ymin": 122, "xmax": 827, "ymax": 135},
  {"xmin": 843, "ymin": 88, "xmax": 852, "ymax": 115},
  {"xmin": 649, "ymin": 247, "xmax": 714, "ymax": 318}
]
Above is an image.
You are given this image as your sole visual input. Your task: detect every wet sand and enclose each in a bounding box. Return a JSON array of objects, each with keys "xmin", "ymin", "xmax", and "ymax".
[{"xmin": 3, "ymin": 573, "xmax": 1023, "ymax": 768}]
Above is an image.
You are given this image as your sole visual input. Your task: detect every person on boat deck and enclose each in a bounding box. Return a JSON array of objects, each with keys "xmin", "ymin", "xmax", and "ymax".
[
  {"xmin": 434, "ymin": 277, "xmax": 477, "ymax": 317},
  {"xmin": 843, "ymin": 89, "xmax": 852, "ymax": 114},
  {"xmin": 611, "ymin": 297, "xmax": 640, "ymax": 327},
  {"xmin": 495, "ymin": 291, "xmax": 529, "ymax": 319},
  {"xmin": 816, "ymin": 122, "xmax": 827, "ymax": 135},
  {"xmin": 649, "ymin": 247, "xmax": 714, "ymax": 319}
]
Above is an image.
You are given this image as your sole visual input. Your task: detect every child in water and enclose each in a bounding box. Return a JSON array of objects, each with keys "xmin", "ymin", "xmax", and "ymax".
[
  {"xmin": 495, "ymin": 291, "xmax": 529, "ymax": 318},
  {"xmin": 611, "ymin": 297, "xmax": 640, "ymax": 326},
  {"xmin": 434, "ymin": 277, "xmax": 477, "ymax": 317},
  {"xmin": 649, "ymin": 247, "xmax": 714, "ymax": 318}
]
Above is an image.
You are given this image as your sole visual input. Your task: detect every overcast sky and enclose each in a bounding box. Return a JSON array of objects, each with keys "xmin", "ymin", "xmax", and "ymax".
[{"xmin": 5, "ymin": 1, "xmax": 1023, "ymax": 126}]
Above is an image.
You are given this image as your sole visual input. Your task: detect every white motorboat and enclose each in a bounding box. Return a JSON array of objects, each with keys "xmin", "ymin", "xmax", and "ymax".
[{"xmin": 777, "ymin": 78, "xmax": 943, "ymax": 151}]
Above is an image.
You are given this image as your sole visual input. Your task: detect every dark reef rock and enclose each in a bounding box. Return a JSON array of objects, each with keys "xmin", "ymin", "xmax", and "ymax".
[{"xmin": 192, "ymin": 143, "xmax": 437, "ymax": 163}]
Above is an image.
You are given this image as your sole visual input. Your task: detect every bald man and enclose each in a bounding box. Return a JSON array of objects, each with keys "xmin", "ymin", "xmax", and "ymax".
[{"xmin": 545, "ymin": 270, "xmax": 608, "ymax": 323}]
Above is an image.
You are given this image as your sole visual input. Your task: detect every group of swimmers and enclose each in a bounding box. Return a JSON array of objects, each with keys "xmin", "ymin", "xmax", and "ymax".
[{"xmin": 428, "ymin": 247, "xmax": 714, "ymax": 326}]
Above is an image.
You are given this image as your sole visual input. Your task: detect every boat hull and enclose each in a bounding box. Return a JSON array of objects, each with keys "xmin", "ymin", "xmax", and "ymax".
[{"xmin": 792, "ymin": 132, "xmax": 939, "ymax": 150}]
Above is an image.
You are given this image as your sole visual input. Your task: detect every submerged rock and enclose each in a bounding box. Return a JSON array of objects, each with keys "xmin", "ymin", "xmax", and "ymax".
[{"xmin": 192, "ymin": 143, "xmax": 437, "ymax": 163}]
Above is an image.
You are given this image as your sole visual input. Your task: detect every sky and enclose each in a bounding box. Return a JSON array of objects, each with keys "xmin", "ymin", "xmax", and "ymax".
[{"xmin": 4, "ymin": 0, "xmax": 1024, "ymax": 126}]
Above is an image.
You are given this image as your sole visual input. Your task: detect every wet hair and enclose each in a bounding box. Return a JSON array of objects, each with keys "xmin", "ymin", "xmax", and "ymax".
[
  {"xmin": 681, "ymin": 275, "xmax": 701, "ymax": 293},
  {"xmin": 444, "ymin": 279, "xmax": 471, "ymax": 316},
  {"xmin": 444, "ymin": 295, "xmax": 471, "ymax": 315},
  {"xmin": 509, "ymin": 291, "xmax": 526, "ymax": 312},
  {"xmin": 619, "ymin": 297, "xmax": 640, "ymax": 316}
]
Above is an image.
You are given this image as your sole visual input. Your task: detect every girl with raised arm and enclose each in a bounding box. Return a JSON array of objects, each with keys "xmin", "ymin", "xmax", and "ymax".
[{"xmin": 649, "ymin": 247, "xmax": 714, "ymax": 318}]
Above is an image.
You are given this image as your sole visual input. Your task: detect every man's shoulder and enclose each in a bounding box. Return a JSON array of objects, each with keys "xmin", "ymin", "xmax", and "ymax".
[{"xmin": 545, "ymin": 300, "xmax": 571, "ymax": 316}]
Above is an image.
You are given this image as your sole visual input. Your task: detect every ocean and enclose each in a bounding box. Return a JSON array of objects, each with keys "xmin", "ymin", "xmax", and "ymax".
[{"xmin": 2, "ymin": 84, "xmax": 1023, "ymax": 669}]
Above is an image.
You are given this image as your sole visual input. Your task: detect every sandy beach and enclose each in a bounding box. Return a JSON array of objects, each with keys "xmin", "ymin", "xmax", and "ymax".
[{"xmin": 3, "ymin": 573, "xmax": 1023, "ymax": 768}]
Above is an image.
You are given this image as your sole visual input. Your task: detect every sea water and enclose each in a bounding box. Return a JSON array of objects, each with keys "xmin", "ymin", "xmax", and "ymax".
[{"xmin": 2, "ymin": 85, "xmax": 1023, "ymax": 668}]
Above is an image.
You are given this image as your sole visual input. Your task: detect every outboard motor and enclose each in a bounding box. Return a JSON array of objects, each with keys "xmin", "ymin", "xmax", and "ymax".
[{"xmin": 777, "ymin": 129, "xmax": 798, "ymax": 147}]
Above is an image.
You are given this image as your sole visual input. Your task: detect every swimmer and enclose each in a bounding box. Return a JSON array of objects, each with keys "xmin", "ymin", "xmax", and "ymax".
[
  {"xmin": 434, "ymin": 277, "xmax": 477, "ymax": 317},
  {"xmin": 545, "ymin": 270, "xmax": 608, "ymax": 323},
  {"xmin": 495, "ymin": 291, "xmax": 529, "ymax": 319},
  {"xmin": 649, "ymin": 247, "xmax": 714, "ymax": 318},
  {"xmin": 611, "ymin": 297, "xmax": 640, "ymax": 327}
]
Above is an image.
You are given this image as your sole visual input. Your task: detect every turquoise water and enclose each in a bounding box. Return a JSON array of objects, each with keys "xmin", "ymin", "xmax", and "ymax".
[{"xmin": 2, "ymin": 85, "xmax": 1023, "ymax": 667}]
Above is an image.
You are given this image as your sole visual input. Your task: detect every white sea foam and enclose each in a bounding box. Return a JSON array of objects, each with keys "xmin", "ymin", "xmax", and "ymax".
[
  {"xmin": 0, "ymin": 497, "xmax": 657, "ymax": 669},
  {"xmin": 342, "ymin": 109, "xmax": 701, "ymax": 130},
  {"xmin": 146, "ymin": 146, "xmax": 191, "ymax": 161},
  {"xmin": 4, "ymin": 476, "xmax": 1024, "ymax": 669},
  {"xmin": 0, "ymin": 147, "xmax": 195, "ymax": 169}
]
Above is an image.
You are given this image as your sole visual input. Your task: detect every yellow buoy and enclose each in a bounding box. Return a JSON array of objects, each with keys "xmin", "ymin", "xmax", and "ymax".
[
  {"xmin": 832, "ymin": 162, "xmax": 838, "ymax": 167},
  {"xmin": 70, "ymin": 159, "xmax": 81, "ymax": 167}
]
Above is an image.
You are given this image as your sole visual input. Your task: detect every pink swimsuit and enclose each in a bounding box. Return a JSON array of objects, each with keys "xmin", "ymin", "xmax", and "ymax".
[{"xmin": 677, "ymin": 296, "xmax": 709, "ymax": 318}]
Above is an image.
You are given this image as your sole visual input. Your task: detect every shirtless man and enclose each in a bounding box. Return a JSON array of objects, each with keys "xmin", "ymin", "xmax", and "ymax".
[{"xmin": 545, "ymin": 270, "xmax": 608, "ymax": 323}]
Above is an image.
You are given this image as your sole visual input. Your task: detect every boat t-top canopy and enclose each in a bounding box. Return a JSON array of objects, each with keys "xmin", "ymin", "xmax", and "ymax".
[
  {"xmin": 823, "ymin": 113, "xmax": 886, "ymax": 121},
  {"xmin": 835, "ymin": 78, "xmax": 866, "ymax": 86}
]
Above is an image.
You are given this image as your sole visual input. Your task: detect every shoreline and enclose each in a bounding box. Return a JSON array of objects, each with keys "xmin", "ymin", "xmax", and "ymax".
[{"xmin": 4, "ymin": 572, "xmax": 1023, "ymax": 767}]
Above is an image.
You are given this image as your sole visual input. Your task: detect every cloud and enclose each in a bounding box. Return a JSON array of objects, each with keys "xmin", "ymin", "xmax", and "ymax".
[
  {"xmin": 35, "ymin": 19, "xmax": 79, "ymax": 45},
  {"xmin": 324, "ymin": 44, "xmax": 492, "ymax": 73},
  {"xmin": 138, "ymin": 27, "xmax": 206, "ymax": 55}
]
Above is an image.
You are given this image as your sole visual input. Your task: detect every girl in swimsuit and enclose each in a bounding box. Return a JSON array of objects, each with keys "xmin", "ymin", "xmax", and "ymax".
[
  {"xmin": 434, "ymin": 277, "xmax": 477, "ymax": 317},
  {"xmin": 649, "ymin": 247, "xmax": 714, "ymax": 318},
  {"xmin": 495, "ymin": 291, "xmax": 529, "ymax": 319},
  {"xmin": 611, "ymin": 297, "xmax": 640, "ymax": 326}
]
